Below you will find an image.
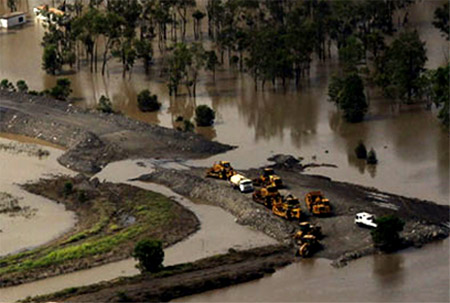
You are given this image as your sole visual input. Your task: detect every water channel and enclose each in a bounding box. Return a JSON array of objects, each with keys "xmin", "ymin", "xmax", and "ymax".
[{"xmin": 0, "ymin": 0, "xmax": 449, "ymax": 302}]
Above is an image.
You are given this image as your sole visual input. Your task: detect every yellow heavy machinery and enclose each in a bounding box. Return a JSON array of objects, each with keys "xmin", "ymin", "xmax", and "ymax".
[
  {"xmin": 252, "ymin": 185, "xmax": 282, "ymax": 208},
  {"xmin": 294, "ymin": 222, "xmax": 323, "ymax": 240},
  {"xmin": 305, "ymin": 191, "xmax": 332, "ymax": 216},
  {"xmin": 205, "ymin": 161, "xmax": 236, "ymax": 180},
  {"xmin": 253, "ymin": 168, "xmax": 283, "ymax": 188},
  {"xmin": 296, "ymin": 234, "xmax": 321, "ymax": 258},
  {"xmin": 272, "ymin": 194, "xmax": 302, "ymax": 220}
]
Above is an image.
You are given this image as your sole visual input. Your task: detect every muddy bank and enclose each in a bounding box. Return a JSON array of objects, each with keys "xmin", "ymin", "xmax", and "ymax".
[
  {"xmin": 21, "ymin": 245, "xmax": 292, "ymax": 303},
  {"xmin": 0, "ymin": 91, "xmax": 232, "ymax": 174},
  {"xmin": 136, "ymin": 156, "xmax": 449, "ymax": 266},
  {"xmin": 0, "ymin": 175, "xmax": 199, "ymax": 287}
]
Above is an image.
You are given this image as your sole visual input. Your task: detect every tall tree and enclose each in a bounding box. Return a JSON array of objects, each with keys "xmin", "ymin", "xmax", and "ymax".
[{"xmin": 433, "ymin": 2, "xmax": 449, "ymax": 40}]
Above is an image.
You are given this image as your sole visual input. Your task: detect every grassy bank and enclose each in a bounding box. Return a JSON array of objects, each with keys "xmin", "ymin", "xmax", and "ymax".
[{"xmin": 0, "ymin": 175, "xmax": 199, "ymax": 286}]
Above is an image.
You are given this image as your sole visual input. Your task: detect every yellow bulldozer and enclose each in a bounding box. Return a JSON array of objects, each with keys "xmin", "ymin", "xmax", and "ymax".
[
  {"xmin": 252, "ymin": 185, "xmax": 282, "ymax": 208},
  {"xmin": 305, "ymin": 191, "xmax": 331, "ymax": 216},
  {"xmin": 253, "ymin": 168, "xmax": 283, "ymax": 188},
  {"xmin": 205, "ymin": 161, "xmax": 236, "ymax": 180},
  {"xmin": 272, "ymin": 194, "xmax": 302, "ymax": 220},
  {"xmin": 294, "ymin": 222, "xmax": 323, "ymax": 240},
  {"xmin": 296, "ymin": 234, "xmax": 321, "ymax": 258}
]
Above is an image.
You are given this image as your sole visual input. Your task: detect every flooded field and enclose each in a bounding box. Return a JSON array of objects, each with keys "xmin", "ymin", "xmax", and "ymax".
[
  {"xmin": 0, "ymin": 0, "xmax": 448, "ymax": 205},
  {"xmin": 0, "ymin": 159, "xmax": 276, "ymax": 302},
  {"xmin": 0, "ymin": 137, "xmax": 75, "ymax": 256}
]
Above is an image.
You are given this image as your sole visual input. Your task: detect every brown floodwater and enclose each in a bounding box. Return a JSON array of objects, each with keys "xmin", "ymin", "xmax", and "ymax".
[
  {"xmin": 0, "ymin": 137, "xmax": 75, "ymax": 257},
  {"xmin": 0, "ymin": 159, "xmax": 276, "ymax": 302},
  {"xmin": 0, "ymin": 0, "xmax": 448, "ymax": 205},
  {"xmin": 0, "ymin": 0, "xmax": 449, "ymax": 302}
]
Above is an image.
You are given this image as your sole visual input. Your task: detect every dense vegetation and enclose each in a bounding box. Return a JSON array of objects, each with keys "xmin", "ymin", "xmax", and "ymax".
[{"xmin": 29, "ymin": 0, "xmax": 449, "ymax": 127}]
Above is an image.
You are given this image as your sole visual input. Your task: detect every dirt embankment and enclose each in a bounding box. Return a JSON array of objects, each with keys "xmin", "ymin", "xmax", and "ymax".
[
  {"xmin": 0, "ymin": 91, "xmax": 232, "ymax": 174},
  {"xmin": 136, "ymin": 155, "xmax": 449, "ymax": 266},
  {"xmin": 0, "ymin": 175, "xmax": 199, "ymax": 287},
  {"xmin": 21, "ymin": 245, "xmax": 292, "ymax": 303}
]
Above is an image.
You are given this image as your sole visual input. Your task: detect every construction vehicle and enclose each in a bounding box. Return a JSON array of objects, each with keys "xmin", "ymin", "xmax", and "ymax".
[
  {"xmin": 230, "ymin": 174, "xmax": 254, "ymax": 193},
  {"xmin": 205, "ymin": 161, "xmax": 236, "ymax": 180},
  {"xmin": 252, "ymin": 185, "xmax": 282, "ymax": 208},
  {"xmin": 253, "ymin": 168, "xmax": 283, "ymax": 188},
  {"xmin": 272, "ymin": 194, "xmax": 302, "ymax": 220},
  {"xmin": 296, "ymin": 234, "xmax": 321, "ymax": 257},
  {"xmin": 305, "ymin": 191, "xmax": 332, "ymax": 216},
  {"xmin": 294, "ymin": 222, "xmax": 323, "ymax": 240}
]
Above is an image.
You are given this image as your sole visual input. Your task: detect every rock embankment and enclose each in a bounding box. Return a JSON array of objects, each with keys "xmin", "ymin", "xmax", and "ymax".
[{"xmin": 0, "ymin": 91, "xmax": 233, "ymax": 173}]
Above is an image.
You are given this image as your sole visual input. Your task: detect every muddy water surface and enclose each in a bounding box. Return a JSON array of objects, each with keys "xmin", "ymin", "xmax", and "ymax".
[
  {"xmin": 177, "ymin": 239, "xmax": 449, "ymax": 302},
  {"xmin": 0, "ymin": 137, "xmax": 75, "ymax": 256}
]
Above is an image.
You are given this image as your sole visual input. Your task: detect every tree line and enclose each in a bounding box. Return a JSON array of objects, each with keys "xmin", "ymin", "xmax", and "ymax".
[{"xmin": 36, "ymin": 0, "xmax": 448, "ymax": 128}]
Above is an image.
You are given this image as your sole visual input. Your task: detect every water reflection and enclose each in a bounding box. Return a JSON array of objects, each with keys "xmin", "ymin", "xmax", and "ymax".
[{"xmin": 373, "ymin": 253, "xmax": 405, "ymax": 288}]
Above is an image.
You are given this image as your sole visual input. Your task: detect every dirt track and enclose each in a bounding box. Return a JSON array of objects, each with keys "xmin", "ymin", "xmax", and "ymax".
[
  {"xmin": 136, "ymin": 156, "xmax": 449, "ymax": 266},
  {"xmin": 21, "ymin": 245, "xmax": 292, "ymax": 303},
  {"xmin": 0, "ymin": 91, "xmax": 232, "ymax": 173}
]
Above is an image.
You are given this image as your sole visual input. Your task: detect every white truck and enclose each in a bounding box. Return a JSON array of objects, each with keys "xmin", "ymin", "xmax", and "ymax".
[
  {"xmin": 354, "ymin": 212, "xmax": 377, "ymax": 228},
  {"xmin": 229, "ymin": 174, "xmax": 254, "ymax": 193}
]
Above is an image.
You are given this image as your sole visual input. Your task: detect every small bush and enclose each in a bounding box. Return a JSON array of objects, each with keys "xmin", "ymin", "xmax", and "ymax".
[
  {"xmin": 117, "ymin": 291, "xmax": 132, "ymax": 302},
  {"xmin": 183, "ymin": 120, "xmax": 195, "ymax": 132},
  {"xmin": 0, "ymin": 79, "xmax": 15, "ymax": 91},
  {"xmin": 28, "ymin": 90, "xmax": 40, "ymax": 96},
  {"xmin": 137, "ymin": 89, "xmax": 161, "ymax": 112},
  {"xmin": 132, "ymin": 239, "xmax": 164, "ymax": 273},
  {"xmin": 49, "ymin": 78, "xmax": 72, "ymax": 100},
  {"xmin": 97, "ymin": 95, "xmax": 114, "ymax": 113},
  {"xmin": 63, "ymin": 181, "xmax": 73, "ymax": 197},
  {"xmin": 195, "ymin": 105, "xmax": 215, "ymax": 127},
  {"xmin": 367, "ymin": 148, "xmax": 378, "ymax": 164},
  {"xmin": 355, "ymin": 141, "xmax": 367, "ymax": 159},
  {"xmin": 175, "ymin": 116, "xmax": 184, "ymax": 122},
  {"xmin": 77, "ymin": 191, "xmax": 88, "ymax": 203},
  {"xmin": 16, "ymin": 80, "xmax": 28, "ymax": 93}
]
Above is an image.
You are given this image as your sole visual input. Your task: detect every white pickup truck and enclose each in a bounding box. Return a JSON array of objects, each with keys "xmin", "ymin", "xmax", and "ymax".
[
  {"xmin": 229, "ymin": 174, "xmax": 254, "ymax": 193},
  {"xmin": 355, "ymin": 212, "xmax": 377, "ymax": 228}
]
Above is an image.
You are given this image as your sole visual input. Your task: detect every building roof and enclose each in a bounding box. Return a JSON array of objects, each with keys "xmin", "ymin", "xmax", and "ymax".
[{"xmin": 1, "ymin": 11, "xmax": 26, "ymax": 20}]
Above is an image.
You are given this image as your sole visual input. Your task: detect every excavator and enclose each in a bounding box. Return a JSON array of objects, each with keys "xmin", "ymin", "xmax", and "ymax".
[
  {"xmin": 205, "ymin": 161, "xmax": 236, "ymax": 180},
  {"xmin": 253, "ymin": 168, "xmax": 283, "ymax": 188},
  {"xmin": 272, "ymin": 194, "xmax": 302, "ymax": 220},
  {"xmin": 252, "ymin": 185, "xmax": 282, "ymax": 208},
  {"xmin": 305, "ymin": 191, "xmax": 332, "ymax": 216}
]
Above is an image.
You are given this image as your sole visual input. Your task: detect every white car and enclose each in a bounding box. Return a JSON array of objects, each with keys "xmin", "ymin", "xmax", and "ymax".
[{"xmin": 355, "ymin": 212, "xmax": 377, "ymax": 228}]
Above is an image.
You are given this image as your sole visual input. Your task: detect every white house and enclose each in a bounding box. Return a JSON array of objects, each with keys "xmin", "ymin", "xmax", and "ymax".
[{"xmin": 0, "ymin": 12, "xmax": 26, "ymax": 28}]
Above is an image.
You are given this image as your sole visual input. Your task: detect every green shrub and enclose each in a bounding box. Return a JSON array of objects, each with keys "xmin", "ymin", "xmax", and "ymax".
[
  {"xmin": 132, "ymin": 239, "xmax": 164, "ymax": 273},
  {"xmin": 116, "ymin": 291, "xmax": 132, "ymax": 302},
  {"xmin": 195, "ymin": 105, "xmax": 215, "ymax": 126},
  {"xmin": 97, "ymin": 95, "xmax": 114, "ymax": 113},
  {"xmin": 137, "ymin": 89, "xmax": 161, "ymax": 112},
  {"xmin": 16, "ymin": 80, "xmax": 28, "ymax": 93},
  {"xmin": 49, "ymin": 78, "xmax": 72, "ymax": 100},
  {"xmin": 77, "ymin": 191, "xmax": 88, "ymax": 203},
  {"xmin": 63, "ymin": 182, "xmax": 73, "ymax": 197},
  {"xmin": 183, "ymin": 120, "xmax": 195, "ymax": 132},
  {"xmin": 371, "ymin": 215, "xmax": 404, "ymax": 252},
  {"xmin": 28, "ymin": 90, "xmax": 40, "ymax": 96},
  {"xmin": 0, "ymin": 79, "xmax": 14, "ymax": 91},
  {"xmin": 355, "ymin": 141, "xmax": 367, "ymax": 159},
  {"xmin": 367, "ymin": 148, "xmax": 378, "ymax": 164}
]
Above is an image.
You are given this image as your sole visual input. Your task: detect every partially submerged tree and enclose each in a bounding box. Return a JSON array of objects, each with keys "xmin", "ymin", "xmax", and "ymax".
[
  {"xmin": 371, "ymin": 215, "xmax": 404, "ymax": 252},
  {"xmin": 195, "ymin": 104, "xmax": 215, "ymax": 126},
  {"xmin": 137, "ymin": 89, "xmax": 161, "ymax": 112}
]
